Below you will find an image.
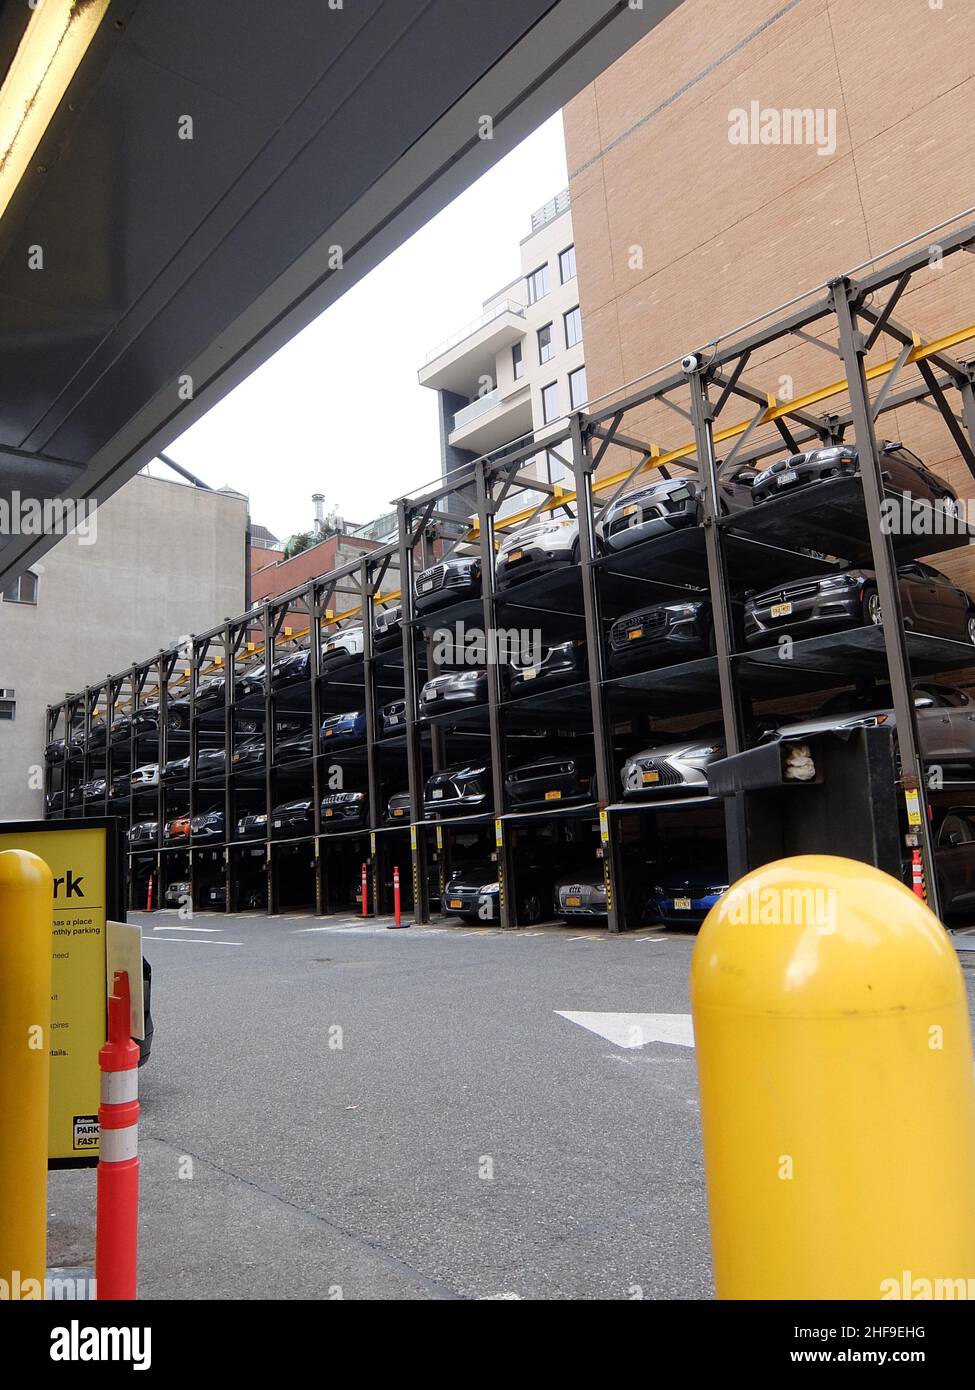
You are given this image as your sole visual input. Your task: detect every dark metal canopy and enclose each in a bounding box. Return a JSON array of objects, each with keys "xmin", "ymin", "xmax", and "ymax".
[{"xmin": 0, "ymin": 0, "xmax": 680, "ymax": 583}]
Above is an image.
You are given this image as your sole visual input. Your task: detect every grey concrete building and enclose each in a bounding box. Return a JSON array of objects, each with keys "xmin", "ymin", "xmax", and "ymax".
[{"xmin": 0, "ymin": 474, "xmax": 247, "ymax": 820}]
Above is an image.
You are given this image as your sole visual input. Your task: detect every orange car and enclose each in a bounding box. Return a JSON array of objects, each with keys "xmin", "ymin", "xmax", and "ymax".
[{"xmin": 163, "ymin": 815, "xmax": 191, "ymax": 844}]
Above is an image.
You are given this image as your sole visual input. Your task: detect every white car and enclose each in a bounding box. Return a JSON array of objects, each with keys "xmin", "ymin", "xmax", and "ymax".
[
  {"xmin": 130, "ymin": 763, "xmax": 160, "ymax": 789},
  {"xmin": 321, "ymin": 625, "xmax": 364, "ymax": 667}
]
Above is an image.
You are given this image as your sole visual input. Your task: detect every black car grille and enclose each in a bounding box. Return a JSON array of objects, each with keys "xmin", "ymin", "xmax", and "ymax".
[
  {"xmin": 508, "ymin": 761, "xmax": 575, "ymax": 782},
  {"xmin": 610, "ymin": 609, "xmax": 667, "ymax": 646},
  {"xmin": 415, "ymin": 563, "xmax": 447, "ymax": 595},
  {"xmin": 752, "ymin": 579, "xmax": 828, "ymax": 607}
]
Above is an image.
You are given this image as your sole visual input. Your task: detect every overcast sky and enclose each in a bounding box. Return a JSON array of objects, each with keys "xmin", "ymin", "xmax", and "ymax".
[{"xmin": 160, "ymin": 113, "xmax": 568, "ymax": 543}]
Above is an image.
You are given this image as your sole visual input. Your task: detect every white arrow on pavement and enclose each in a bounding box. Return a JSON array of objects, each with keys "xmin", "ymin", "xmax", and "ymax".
[{"xmin": 555, "ymin": 1011, "xmax": 695, "ymax": 1049}]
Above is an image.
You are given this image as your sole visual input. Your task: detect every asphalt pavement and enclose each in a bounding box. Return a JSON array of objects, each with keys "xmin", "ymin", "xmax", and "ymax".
[{"xmin": 47, "ymin": 911, "xmax": 975, "ymax": 1300}]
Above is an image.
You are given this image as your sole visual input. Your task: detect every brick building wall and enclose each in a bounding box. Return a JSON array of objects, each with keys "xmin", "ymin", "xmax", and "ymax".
[{"xmin": 563, "ymin": 0, "xmax": 975, "ymax": 590}]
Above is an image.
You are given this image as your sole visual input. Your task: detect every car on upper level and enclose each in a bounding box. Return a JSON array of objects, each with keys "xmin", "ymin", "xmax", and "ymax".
[
  {"xmin": 167, "ymin": 675, "xmax": 228, "ymax": 728},
  {"xmin": 45, "ymin": 734, "xmax": 83, "ymax": 762},
  {"xmin": 321, "ymin": 625, "xmax": 365, "ymax": 669},
  {"xmin": 607, "ymin": 598, "xmax": 715, "ymax": 675},
  {"xmin": 505, "ymin": 752, "xmax": 595, "ymax": 810},
  {"xmin": 743, "ymin": 563, "xmax": 975, "ymax": 648},
  {"xmin": 191, "ymin": 809, "xmax": 225, "ymax": 842},
  {"xmin": 111, "ymin": 703, "xmax": 160, "ymax": 739},
  {"xmin": 620, "ymin": 729, "xmax": 725, "ymax": 797},
  {"xmin": 765, "ymin": 682, "xmax": 975, "ymax": 769},
  {"xmin": 380, "ymin": 698, "xmax": 407, "ymax": 735},
  {"xmin": 748, "ymin": 441, "xmax": 958, "ymax": 512},
  {"xmin": 495, "ymin": 514, "xmax": 590, "ymax": 590},
  {"xmin": 274, "ymin": 731, "xmax": 314, "ymax": 763},
  {"xmin": 419, "ymin": 669, "xmax": 488, "ymax": 714},
  {"xmin": 387, "ymin": 789, "xmax": 411, "ymax": 823},
  {"xmin": 128, "ymin": 820, "xmax": 159, "ymax": 847},
  {"xmin": 196, "ymin": 747, "xmax": 227, "ymax": 779},
  {"xmin": 507, "ymin": 639, "xmax": 587, "ymax": 697},
  {"xmin": 131, "ymin": 763, "xmax": 161, "ymax": 790},
  {"xmin": 270, "ymin": 650, "xmax": 312, "ymax": 688},
  {"xmin": 413, "ymin": 555, "xmax": 481, "ymax": 614},
  {"xmin": 320, "ymin": 710, "xmax": 367, "ymax": 747},
  {"xmin": 236, "ymin": 811, "xmax": 268, "ymax": 840},
  {"xmin": 231, "ymin": 737, "xmax": 266, "ymax": 770},
  {"xmin": 270, "ymin": 798, "xmax": 314, "ymax": 838},
  {"xmin": 600, "ymin": 466, "xmax": 760, "ymax": 551},
  {"xmin": 163, "ymin": 815, "xmax": 192, "ymax": 844},
  {"xmin": 423, "ymin": 762, "xmax": 489, "ymax": 817},
  {"xmin": 162, "ymin": 755, "xmax": 191, "ymax": 784},
  {"xmin": 373, "ymin": 604, "xmax": 403, "ymax": 651},
  {"xmin": 320, "ymin": 791, "xmax": 368, "ymax": 830}
]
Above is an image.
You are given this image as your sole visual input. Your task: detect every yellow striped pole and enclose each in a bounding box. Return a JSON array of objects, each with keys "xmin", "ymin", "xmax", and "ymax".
[{"xmin": 0, "ymin": 849, "xmax": 53, "ymax": 1298}]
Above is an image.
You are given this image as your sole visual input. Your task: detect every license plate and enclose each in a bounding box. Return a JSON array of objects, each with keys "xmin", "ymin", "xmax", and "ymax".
[
  {"xmin": 387, "ymin": 713, "xmax": 401, "ymax": 724},
  {"xmin": 274, "ymin": 820, "xmax": 282, "ymax": 828},
  {"xmin": 393, "ymin": 808, "xmax": 404, "ymax": 817},
  {"xmin": 674, "ymin": 897, "xmax": 692, "ymax": 910},
  {"xmin": 545, "ymin": 789, "xmax": 561, "ymax": 801},
  {"xmin": 419, "ymin": 579, "xmax": 434, "ymax": 592},
  {"xmin": 509, "ymin": 549, "xmax": 523, "ymax": 562},
  {"xmin": 776, "ymin": 469, "xmax": 798, "ymax": 487},
  {"xmin": 566, "ymin": 895, "xmax": 581, "ymax": 907},
  {"xmin": 522, "ymin": 668, "xmax": 537, "ymax": 681},
  {"xmin": 628, "ymin": 627, "xmax": 644, "ymax": 641},
  {"xmin": 449, "ymin": 899, "xmax": 464, "ymax": 910},
  {"xmin": 428, "ymin": 688, "xmax": 441, "ymax": 699},
  {"xmin": 325, "ymin": 728, "xmax": 333, "ymax": 736},
  {"xmin": 623, "ymin": 505, "xmax": 638, "ymax": 517},
  {"xmin": 642, "ymin": 770, "xmax": 660, "ymax": 784},
  {"xmin": 770, "ymin": 601, "xmax": 793, "ymax": 618},
  {"xmin": 432, "ymin": 789, "xmax": 443, "ymax": 800},
  {"xmin": 325, "ymin": 809, "xmax": 333, "ymax": 817}
]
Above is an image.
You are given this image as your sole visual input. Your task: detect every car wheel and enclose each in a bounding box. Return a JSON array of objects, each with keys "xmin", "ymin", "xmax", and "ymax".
[
  {"xmin": 862, "ymin": 588, "xmax": 883, "ymax": 627},
  {"xmin": 966, "ymin": 613, "xmax": 975, "ymax": 645},
  {"xmin": 518, "ymin": 893, "xmax": 543, "ymax": 925}
]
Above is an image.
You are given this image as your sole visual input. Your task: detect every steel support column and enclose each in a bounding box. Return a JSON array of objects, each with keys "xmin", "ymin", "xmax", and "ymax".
[
  {"xmin": 397, "ymin": 500, "xmax": 430, "ymax": 923},
  {"xmin": 474, "ymin": 462, "xmax": 516, "ymax": 929},
  {"xmin": 688, "ymin": 369, "xmax": 749, "ymax": 883},
  {"xmin": 360, "ymin": 559, "xmax": 383, "ymax": 917},
  {"xmin": 831, "ymin": 278, "xmax": 941, "ymax": 919},
  {"xmin": 570, "ymin": 412, "xmax": 624, "ymax": 932}
]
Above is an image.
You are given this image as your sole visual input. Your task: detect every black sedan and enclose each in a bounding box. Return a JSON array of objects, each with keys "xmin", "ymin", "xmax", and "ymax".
[
  {"xmin": 274, "ymin": 732, "xmax": 314, "ymax": 763},
  {"xmin": 190, "ymin": 809, "xmax": 225, "ymax": 842},
  {"xmin": 381, "ymin": 699, "xmax": 407, "ymax": 734},
  {"xmin": 508, "ymin": 640, "xmax": 586, "ymax": 696},
  {"xmin": 270, "ymin": 799, "xmax": 315, "ymax": 838},
  {"xmin": 505, "ymin": 753, "xmax": 595, "ymax": 809},
  {"xmin": 744, "ymin": 564, "xmax": 975, "ymax": 647},
  {"xmin": 419, "ymin": 669, "xmax": 488, "ymax": 714},
  {"xmin": 320, "ymin": 711, "xmax": 367, "ymax": 747},
  {"xmin": 749, "ymin": 440, "xmax": 957, "ymax": 511},
  {"xmin": 270, "ymin": 650, "xmax": 311, "ymax": 688},
  {"xmin": 423, "ymin": 763, "xmax": 489, "ymax": 816},
  {"xmin": 387, "ymin": 790, "xmax": 411, "ymax": 823},
  {"xmin": 413, "ymin": 556, "xmax": 481, "ymax": 614},
  {"xmin": 373, "ymin": 604, "xmax": 403, "ymax": 650},
  {"xmin": 607, "ymin": 598, "xmax": 713, "ymax": 674},
  {"xmin": 236, "ymin": 811, "xmax": 268, "ymax": 840},
  {"xmin": 231, "ymin": 737, "xmax": 266, "ymax": 770},
  {"xmin": 196, "ymin": 747, "xmax": 226, "ymax": 779},
  {"xmin": 45, "ymin": 735, "xmax": 83, "ymax": 762},
  {"xmin": 320, "ymin": 792, "xmax": 368, "ymax": 831}
]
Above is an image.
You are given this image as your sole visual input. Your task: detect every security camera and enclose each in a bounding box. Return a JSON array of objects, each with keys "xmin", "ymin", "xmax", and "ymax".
[{"xmin": 681, "ymin": 353, "xmax": 702, "ymax": 373}]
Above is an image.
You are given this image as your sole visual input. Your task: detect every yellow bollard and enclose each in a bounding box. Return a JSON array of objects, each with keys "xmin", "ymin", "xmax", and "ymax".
[
  {"xmin": 0, "ymin": 849, "xmax": 53, "ymax": 1298},
  {"xmin": 691, "ymin": 854, "xmax": 975, "ymax": 1300}
]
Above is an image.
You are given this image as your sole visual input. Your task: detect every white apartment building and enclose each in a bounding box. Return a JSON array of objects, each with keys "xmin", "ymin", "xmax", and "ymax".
[{"xmin": 418, "ymin": 189, "xmax": 586, "ymax": 494}]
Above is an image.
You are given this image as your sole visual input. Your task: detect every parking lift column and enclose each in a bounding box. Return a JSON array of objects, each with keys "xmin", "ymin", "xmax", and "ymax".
[
  {"xmin": 475, "ymin": 462, "xmax": 517, "ymax": 929},
  {"xmin": 571, "ymin": 412, "xmax": 625, "ymax": 933},
  {"xmin": 397, "ymin": 499, "xmax": 431, "ymax": 924},
  {"xmin": 687, "ymin": 367, "xmax": 750, "ymax": 884},
  {"xmin": 832, "ymin": 277, "xmax": 941, "ymax": 919}
]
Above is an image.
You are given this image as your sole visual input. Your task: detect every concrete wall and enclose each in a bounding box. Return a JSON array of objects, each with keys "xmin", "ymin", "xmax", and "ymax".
[
  {"xmin": 0, "ymin": 474, "xmax": 247, "ymax": 819},
  {"xmin": 563, "ymin": 0, "xmax": 975, "ymax": 582}
]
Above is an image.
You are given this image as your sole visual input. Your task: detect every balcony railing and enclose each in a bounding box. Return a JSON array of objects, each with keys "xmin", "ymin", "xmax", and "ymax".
[
  {"xmin": 423, "ymin": 299, "xmax": 525, "ymax": 365},
  {"xmin": 452, "ymin": 389, "xmax": 501, "ymax": 431}
]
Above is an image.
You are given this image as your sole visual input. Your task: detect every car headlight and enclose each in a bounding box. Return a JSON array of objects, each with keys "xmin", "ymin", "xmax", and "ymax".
[
  {"xmin": 818, "ymin": 572, "xmax": 857, "ymax": 589},
  {"xmin": 458, "ymin": 670, "xmax": 484, "ymax": 683},
  {"xmin": 664, "ymin": 603, "xmax": 700, "ymax": 618},
  {"xmin": 483, "ymin": 882, "xmax": 500, "ymax": 894}
]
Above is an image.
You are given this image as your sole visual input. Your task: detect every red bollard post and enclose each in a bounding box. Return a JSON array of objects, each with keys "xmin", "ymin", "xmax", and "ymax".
[
  {"xmin": 361, "ymin": 863, "xmax": 368, "ymax": 916},
  {"xmin": 96, "ymin": 970, "xmax": 140, "ymax": 1300},
  {"xmin": 145, "ymin": 874, "xmax": 153, "ymax": 912},
  {"xmin": 393, "ymin": 866, "xmax": 401, "ymax": 927},
  {"xmin": 911, "ymin": 849, "xmax": 927, "ymax": 901}
]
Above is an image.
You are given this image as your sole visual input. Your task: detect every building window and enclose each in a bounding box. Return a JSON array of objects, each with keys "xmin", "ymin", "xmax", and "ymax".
[
  {"xmin": 564, "ymin": 305, "xmax": 582, "ymax": 349},
  {"xmin": 569, "ymin": 364, "xmax": 588, "ymax": 410},
  {"xmin": 541, "ymin": 381, "xmax": 560, "ymax": 425},
  {"xmin": 526, "ymin": 263, "xmax": 549, "ymax": 304},
  {"xmin": 512, "ymin": 342, "xmax": 524, "ymax": 380},
  {"xmin": 537, "ymin": 323, "xmax": 555, "ymax": 364},
  {"xmin": 559, "ymin": 245, "xmax": 576, "ymax": 283},
  {"xmin": 0, "ymin": 689, "xmax": 14, "ymax": 720},
  {"xmin": 546, "ymin": 449, "xmax": 569, "ymax": 485},
  {"xmin": 1, "ymin": 570, "xmax": 38, "ymax": 605}
]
